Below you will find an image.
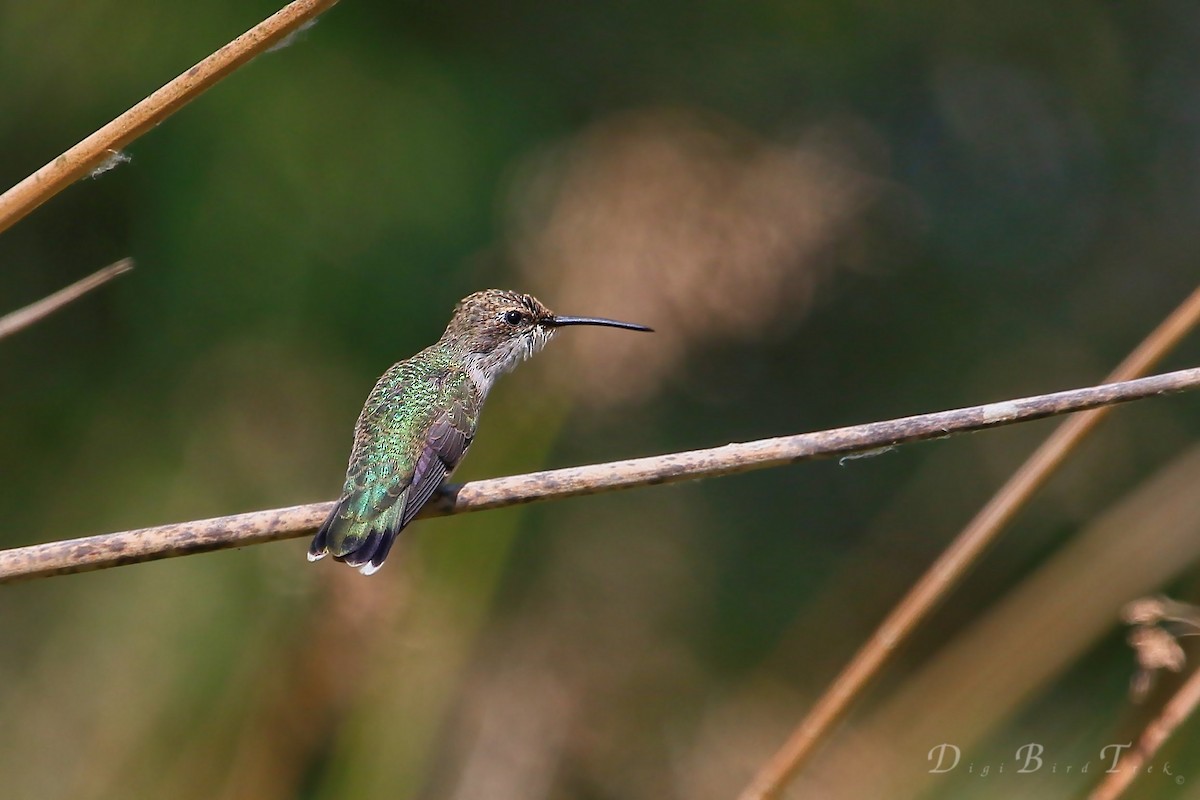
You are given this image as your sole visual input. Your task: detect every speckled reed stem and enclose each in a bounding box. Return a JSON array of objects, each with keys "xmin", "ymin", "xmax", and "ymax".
[{"xmin": 2, "ymin": 365, "xmax": 1199, "ymax": 583}]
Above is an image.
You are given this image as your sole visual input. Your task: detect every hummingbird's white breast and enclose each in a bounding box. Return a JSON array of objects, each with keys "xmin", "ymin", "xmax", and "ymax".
[{"xmin": 463, "ymin": 326, "xmax": 555, "ymax": 396}]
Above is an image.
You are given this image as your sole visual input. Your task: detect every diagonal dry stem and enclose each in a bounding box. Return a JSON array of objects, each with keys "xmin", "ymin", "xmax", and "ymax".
[
  {"xmin": 739, "ymin": 284, "xmax": 1200, "ymax": 800},
  {"xmin": 0, "ymin": 0, "xmax": 338, "ymax": 235},
  {"xmin": 3, "ymin": 364, "xmax": 1200, "ymax": 583},
  {"xmin": 1088, "ymin": 661, "xmax": 1200, "ymax": 800},
  {"xmin": 0, "ymin": 259, "xmax": 133, "ymax": 341}
]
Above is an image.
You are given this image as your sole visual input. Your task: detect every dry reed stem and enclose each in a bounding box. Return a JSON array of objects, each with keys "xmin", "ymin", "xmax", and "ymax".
[
  {"xmin": 3, "ymin": 365, "xmax": 1200, "ymax": 583},
  {"xmin": 0, "ymin": 259, "xmax": 133, "ymax": 340},
  {"xmin": 0, "ymin": 0, "xmax": 338, "ymax": 235},
  {"xmin": 1088, "ymin": 666, "xmax": 1200, "ymax": 799},
  {"xmin": 739, "ymin": 284, "xmax": 1200, "ymax": 800},
  {"xmin": 1087, "ymin": 597, "xmax": 1200, "ymax": 799}
]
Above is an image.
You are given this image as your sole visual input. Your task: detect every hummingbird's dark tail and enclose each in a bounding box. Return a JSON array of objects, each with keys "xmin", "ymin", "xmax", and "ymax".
[{"xmin": 307, "ymin": 495, "xmax": 405, "ymax": 576}]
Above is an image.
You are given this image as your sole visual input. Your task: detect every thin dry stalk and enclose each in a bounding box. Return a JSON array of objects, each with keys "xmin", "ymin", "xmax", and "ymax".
[
  {"xmin": 0, "ymin": 0, "xmax": 338, "ymax": 235},
  {"xmin": 0, "ymin": 259, "xmax": 133, "ymax": 341},
  {"xmin": 1087, "ymin": 664, "xmax": 1200, "ymax": 800},
  {"xmin": 739, "ymin": 284, "xmax": 1200, "ymax": 800},
  {"xmin": 3, "ymin": 364, "xmax": 1200, "ymax": 583}
]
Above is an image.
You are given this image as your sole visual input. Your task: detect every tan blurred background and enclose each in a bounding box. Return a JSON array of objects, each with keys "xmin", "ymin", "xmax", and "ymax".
[{"xmin": 3, "ymin": 1, "xmax": 1200, "ymax": 798}]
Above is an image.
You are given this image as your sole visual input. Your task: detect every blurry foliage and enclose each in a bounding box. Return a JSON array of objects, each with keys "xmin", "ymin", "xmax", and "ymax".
[{"xmin": 3, "ymin": 1, "xmax": 1200, "ymax": 798}]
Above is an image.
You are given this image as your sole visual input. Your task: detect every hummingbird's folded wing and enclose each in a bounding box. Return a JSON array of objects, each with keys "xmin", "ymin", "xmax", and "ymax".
[
  {"xmin": 402, "ymin": 398, "xmax": 474, "ymax": 526},
  {"xmin": 309, "ymin": 367, "xmax": 479, "ymax": 575}
]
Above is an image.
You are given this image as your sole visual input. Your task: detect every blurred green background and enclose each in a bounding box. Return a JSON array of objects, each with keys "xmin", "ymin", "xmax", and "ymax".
[{"xmin": 3, "ymin": 1, "xmax": 1200, "ymax": 798}]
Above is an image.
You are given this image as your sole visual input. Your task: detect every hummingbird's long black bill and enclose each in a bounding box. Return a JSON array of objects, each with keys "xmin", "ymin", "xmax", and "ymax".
[{"xmin": 546, "ymin": 315, "xmax": 654, "ymax": 333}]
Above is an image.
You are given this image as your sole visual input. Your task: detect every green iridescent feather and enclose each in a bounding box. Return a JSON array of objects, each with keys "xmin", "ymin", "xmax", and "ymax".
[
  {"xmin": 308, "ymin": 346, "xmax": 480, "ymax": 574},
  {"xmin": 308, "ymin": 288, "xmax": 650, "ymax": 576}
]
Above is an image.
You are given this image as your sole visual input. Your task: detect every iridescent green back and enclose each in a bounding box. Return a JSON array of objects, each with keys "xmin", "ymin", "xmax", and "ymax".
[{"xmin": 311, "ymin": 343, "xmax": 481, "ymax": 571}]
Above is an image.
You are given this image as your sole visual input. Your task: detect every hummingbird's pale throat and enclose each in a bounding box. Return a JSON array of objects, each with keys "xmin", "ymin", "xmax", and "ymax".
[{"xmin": 307, "ymin": 289, "xmax": 652, "ymax": 575}]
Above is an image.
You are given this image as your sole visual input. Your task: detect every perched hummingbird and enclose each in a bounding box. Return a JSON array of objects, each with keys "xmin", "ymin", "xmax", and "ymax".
[{"xmin": 307, "ymin": 289, "xmax": 653, "ymax": 575}]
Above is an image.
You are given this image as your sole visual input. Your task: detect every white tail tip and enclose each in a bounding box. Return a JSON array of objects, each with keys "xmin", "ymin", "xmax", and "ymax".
[{"xmin": 306, "ymin": 550, "xmax": 326, "ymax": 562}]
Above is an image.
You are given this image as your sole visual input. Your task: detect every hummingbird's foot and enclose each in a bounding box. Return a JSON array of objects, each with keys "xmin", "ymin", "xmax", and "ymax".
[{"xmin": 429, "ymin": 482, "xmax": 461, "ymax": 512}]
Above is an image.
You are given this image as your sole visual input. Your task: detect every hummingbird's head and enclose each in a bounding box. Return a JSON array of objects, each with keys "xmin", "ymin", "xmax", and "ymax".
[{"xmin": 443, "ymin": 289, "xmax": 652, "ymax": 392}]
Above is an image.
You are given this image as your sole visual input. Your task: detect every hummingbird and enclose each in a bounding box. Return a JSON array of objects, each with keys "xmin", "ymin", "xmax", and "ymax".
[{"xmin": 307, "ymin": 289, "xmax": 653, "ymax": 575}]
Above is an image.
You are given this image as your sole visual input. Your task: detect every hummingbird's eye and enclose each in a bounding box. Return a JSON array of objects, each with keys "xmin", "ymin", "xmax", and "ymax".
[{"xmin": 503, "ymin": 310, "xmax": 524, "ymax": 326}]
